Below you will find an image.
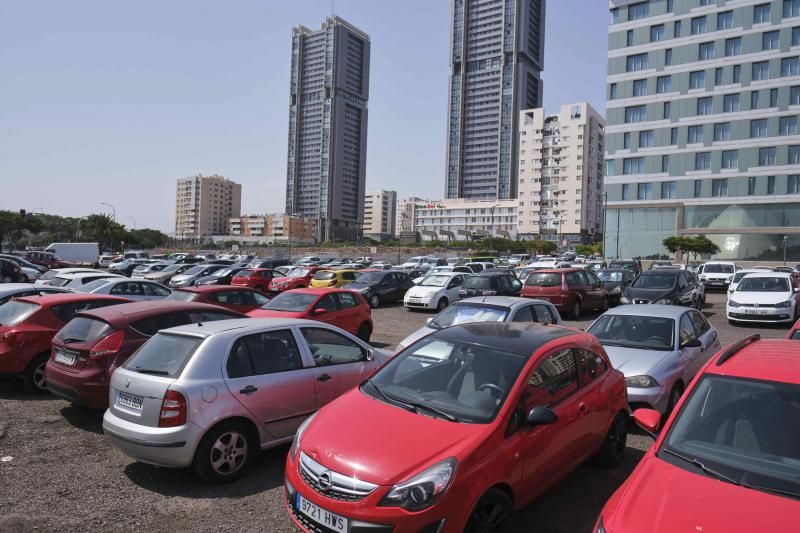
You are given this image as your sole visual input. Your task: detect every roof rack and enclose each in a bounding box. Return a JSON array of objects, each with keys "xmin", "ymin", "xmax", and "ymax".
[{"xmin": 716, "ymin": 334, "xmax": 761, "ymax": 366}]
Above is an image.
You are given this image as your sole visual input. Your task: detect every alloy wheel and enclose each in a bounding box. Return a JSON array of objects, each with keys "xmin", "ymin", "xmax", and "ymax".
[
  {"xmin": 466, "ymin": 502, "xmax": 509, "ymax": 532},
  {"xmin": 210, "ymin": 431, "xmax": 248, "ymax": 476},
  {"xmin": 32, "ymin": 362, "xmax": 47, "ymax": 391}
]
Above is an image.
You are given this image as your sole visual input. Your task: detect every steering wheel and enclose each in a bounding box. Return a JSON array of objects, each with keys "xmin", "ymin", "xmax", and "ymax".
[{"xmin": 478, "ymin": 383, "xmax": 505, "ymax": 398}]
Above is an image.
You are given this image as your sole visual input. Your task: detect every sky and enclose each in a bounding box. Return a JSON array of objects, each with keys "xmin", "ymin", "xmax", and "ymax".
[{"xmin": 0, "ymin": 0, "xmax": 608, "ymax": 233}]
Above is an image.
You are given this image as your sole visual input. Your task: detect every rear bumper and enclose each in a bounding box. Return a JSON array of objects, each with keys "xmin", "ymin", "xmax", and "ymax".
[
  {"xmin": 45, "ymin": 362, "xmax": 109, "ymax": 409},
  {"xmin": 102, "ymin": 410, "xmax": 203, "ymax": 468}
]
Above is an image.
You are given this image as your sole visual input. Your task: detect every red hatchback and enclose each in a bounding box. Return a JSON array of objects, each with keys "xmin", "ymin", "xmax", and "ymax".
[
  {"xmin": 164, "ymin": 285, "xmax": 270, "ymax": 314},
  {"xmin": 522, "ymin": 268, "xmax": 608, "ymax": 319},
  {"xmin": 269, "ymin": 266, "xmax": 323, "ymax": 293},
  {"xmin": 231, "ymin": 268, "xmax": 276, "ymax": 293},
  {"xmin": 0, "ymin": 293, "xmax": 130, "ymax": 393},
  {"xmin": 285, "ymin": 322, "xmax": 629, "ymax": 532},
  {"xmin": 248, "ymin": 288, "xmax": 373, "ymax": 341},
  {"xmin": 597, "ymin": 335, "xmax": 800, "ymax": 532},
  {"xmin": 45, "ymin": 301, "xmax": 246, "ymax": 408}
]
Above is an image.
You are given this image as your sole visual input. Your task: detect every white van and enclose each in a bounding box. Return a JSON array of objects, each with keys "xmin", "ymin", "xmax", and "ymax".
[
  {"xmin": 700, "ymin": 261, "xmax": 737, "ymax": 290},
  {"xmin": 44, "ymin": 243, "xmax": 100, "ymax": 265}
]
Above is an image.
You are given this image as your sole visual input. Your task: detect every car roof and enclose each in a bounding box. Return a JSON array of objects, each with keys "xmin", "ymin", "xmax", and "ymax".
[
  {"xmin": 160, "ymin": 317, "xmax": 327, "ymax": 338},
  {"xmin": 176, "ymin": 285, "xmax": 259, "ymax": 294},
  {"xmin": 279, "ymin": 287, "xmax": 343, "ymax": 295},
  {"xmin": 16, "ymin": 293, "xmax": 130, "ymax": 306},
  {"xmin": 459, "ymin": 295, "xmax": 553, "ymax": 309},
  {"xmin": 708, "ymin": 339, "xmax": 800, "ymax": 385},
  {"xmin": 601, "ymin": 304, "xmax": 688, "ymax": 319},
  {"xmin": 75, "ymin": 301, "xmax": 241, "ymax": 324},
  {"xmin": 638, "ymin": 269, "xmax": 680, "ymax": 276},
  {"xmin": 431, "ymin": 322, "xmax": 578, "ymax": 356},
  {"xmin": 472, "ymin": 270, "xmax": 511, "ymax": 277},
  {"xmin": 58, "ymin": 272, "xmax": 123, "ymax": 280},
  {"xmin": 735, "ymin": 271, "xmax": 792, "ymax": 279}
]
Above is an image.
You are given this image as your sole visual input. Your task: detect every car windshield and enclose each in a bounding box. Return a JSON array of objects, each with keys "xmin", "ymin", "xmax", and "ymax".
[
  {"xmin": 49, "ymin": 277, "xmax": 73, "ymax": 287},
  {"xmin": 123, "ymin": 333, "xmax": 203, "ymax": 377},
  {"xmin": 463, "ymin": 277, "xmax": 493, "ymax": 289},
  {"xmin": 364, "ymin": 337, "xmax": 528, "ymax": 423},
  {"xmin": 132, "ymin": 265, "xmax": 148, "ymax": 271},
  {"xmin": 288, "ymin": 268, "xmax": 310, "ymax": 278},
  {"xmin": 313, "ymin": 271, "xmax": 336, "ymax": 280},
  {"xmin": 737, "ymin": 277, "xmax": 790, "ymax": 292},
  {"xmin": 419, "ymin": 275, "xmax": 450, "ymax": 287},
  {"xmin": 597, "ymin": 271, "xmax": 623, "ymax": 282},
  {"xmin": 210, "ymin": 268, "xmax": 235, "ymax": 277},
  {"xmin": 182, "ymin": 265, "xmax": 205, "ymax": 276},
  {"xmin": 55, "ymin": 317, "xmax": 113, "ymax": 344},
  {"xmin": 631, "ymin": 273, "xmax": 676, "ymax": 290},
  {"xmin": 587, "ymin": 314, "xmax": 675, "ymax": 351},
  {"xmin": 732, "ymin": 272, "xmax": 753, "ymax": 283},
  {"xmin": 80, "ymin": 279, "xmax": 112, "ymax": 292},
  {"xmin": 162, "ymin": 264, "xmax": 184, "ymax": 273},
  {"xmin": 526, "ymin": 273, "xmax": 562, "ymax": 287},
  {"xmin": 431, "ymin": 303, "xmax": 508, "ymax": 328},
  {"xmin": 661, "ymin": 375, "xmax": 800, "ymax": 499},
  {"xmin": 610, "ymin": 262, "xmax": 634, "ymax": 269},
  {"xmin": 705, "ymin": 264, "xmax": 734, "ymax": 274},
  {"xmin": 353, "ymin": 272, "xmax": 384, "ymax": 284},
  {"xmin": 164, "ymin": 290, "xmax": 198, "ymax": 302},
  {"xmin": 0, "ymin": 301, "xmax": 39, "ymax": 326},
  {"xmin": 262, "ymin": 292, "xmax": 316, "ymax": 312}
]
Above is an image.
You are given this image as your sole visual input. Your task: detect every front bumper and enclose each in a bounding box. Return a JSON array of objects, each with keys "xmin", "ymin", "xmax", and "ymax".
[
  {"xmin": 404, "ymin": 296, "xmax": 435, "ymax": 309},
  {"xmin": 702, "ymin": 279, "xmax": 730, "ymax": 290},
  {"xmin": 727, "ymin": 306, "xmax": 794, "ymax": 323},
  {"xmin": 626, "ymin": 385, "xmax": 669, "ymax": 414}
]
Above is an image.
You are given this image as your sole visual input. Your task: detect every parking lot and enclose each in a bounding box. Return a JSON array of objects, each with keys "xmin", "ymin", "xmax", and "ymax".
[{"xmin": 0, "ymin": 291, "xmax": 791, "ymax": 533}]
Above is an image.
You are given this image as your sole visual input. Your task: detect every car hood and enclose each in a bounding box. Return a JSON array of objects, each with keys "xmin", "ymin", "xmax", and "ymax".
[
  {"xmin": 624, "ymin": 287, "xmax": 675, "ymax": 302},
  {"xmin": 729, "ymin": 291, "xmax": 793, "ymax": 305},
  {"xmin": 703, "ymin": 272, "xmax": 733, "ymax": 280},
  {"xmin": 300, "ymin": 389, "xmax": 487, "ymax": 485},
  {"xmin": 396, "ymin": 326, "xmax": 436, "ymax": 350},
  {"xmin": 406, "ymin": 285, "xmax": 443, "ymax": 298},
  {"xmin": 601, "ymin": 345, "xmax": 673, "ymax": 377},
  {"xmin": 170, "ymin": 274, "xmax": 195, "ymax": 283},
  {"xmin": 342, "ymin": 282, "xmax": 371, "ymax": 291},
  {"xmin": 606, "ymin": 455, "xmax": 800, "ymax": 532}
]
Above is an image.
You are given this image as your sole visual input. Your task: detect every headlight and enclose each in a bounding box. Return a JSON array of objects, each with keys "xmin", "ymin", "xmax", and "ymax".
[
  {"xmin": 290, "ymin": 412, "xmax": 317, "ymax": 460},
  {"xmin": 359, "ymin": 287, "xmax": 370, "ymax": 293},
  {"xmin": 619, "ymin": 295, "xmax": 630, "ymax": 304},
  {"xmin": 776, "ymin": 300, "xmax": 792, "ymax": 308},
  {"xmin": 728, "ymin": 300, "xmax": 740, "ymax": 308},
  {"xmin": 625, "ymin": 375, "xmax": 660, "ymax": 388},
  {"xmin": 595, "ymin": 516, "xmax": 608, "ymax": 533},
  {"xmin": 379, "ymin": 457, "xmax": 457, "ymax": 511},
  {"xmin": 654, "ymin": 298, "xmax": 673, "ymax": 305}
]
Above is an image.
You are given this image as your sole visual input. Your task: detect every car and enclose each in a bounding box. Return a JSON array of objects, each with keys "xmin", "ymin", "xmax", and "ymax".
[
  {"xmin": 596, "ymin": 269, "xmax": 636, "ymax": 306},
  {"xmin": 522, "ymin": 268, "xmax": 608, "ymax": 319},
  {"xmin": 587, "ymin": 304, "xmax": 720, "ymax": 415},
  {"xmin": 342, "ymin": 270, "xmax": 414, "ymax": 308},
  {"xmin": 122, "ymin": 251, "xmax": 149, "ymax": 260},
  {"xmin": 34, "ymin": 267, "xmax": 102, "ymax": 286},
  {"xmin": 0, "ymin": 283, "xmax": 71, "ymax": 305},
  {"xmin": 463, "ymin": 261, "xmax": 494, "ymax": 273},
  {"xmin": 172, "ymin": 256, "xmax": 205, "ymax": 265},
  {"xmin": 270, "ymin": 266, "xmax": 324, "ymax": 293},
  {"xmin": 508, "ymin": 253, "xmax": 531, "ymax": 265},
  {"xmin": 309, "ymin": 269, "xmax": 362, "ymax": 289},
  {"xmin": 787, "ymin": 317, "xmax": 800, "ymax": 340},
  {"xmin": 45, "ymin": 301, "xmax": 246, "ymax": 408},
  {"xmin": 403, "ymin": 272, "xmax": 468, "ymax": 312},
  {"xmin": 230, "ymin": 268, "xmax": 277, "ymax": 293},
  {"xmin": 586, "ymin": 260, "xmax": 606, "ymax": 272},
  {"xmin": 250, "ymin": 259, "xmax": 291, "ymax": 270},
  {"xmin": 0, "ymin": 258, "xmax": 25, "ymax": 283},
  {"xmin": 194, "ymin": 266, "xmax": 249, "ymax": 286},
  {"xmin": 144, "ymin": 263, "xmax": 196, "ymax": 285},
  {"xmin": 169, "ymin": 264, "xmax": 228, "ymax": 289},
  {"xmin": 699, "ymin": 261, "xmax": 737, "ymax": 290},
  {"xmin": 97, "ymin": 255, "xmax": 116, "ymax": 268},
  {"xmin": 0, "ymin": 254, "xmax": 48, "ymax": 275},
  {"xmin": 458, "ymin": 271, "xmax": 522, "ymax": 299},
  {"xmin": 608, "ymin": 259, "xmax": 642, "ymax": 274},
  {"xmin": 596, "ymin": 336, "xmax": 800, "ymax": 533},
  {"xmin": 130, "ymin": 262, "xmax": 173, "ymax": 279},
  {"xmin": 296, "ymin": 256, "xmax": 321, "ymax": 266},
  {"xmin": 25, "ymin": 251, "xmax": 73, "ymax": 269},
  {"xmin": 165, "ymin": 285, "xmax": 270, "ymax": 314},
  {"xmin": 648, "ymin": 260, "xmax": 673, "ymax": 270},
  {"xmin": 727, "ymin": 272, "xmax": 800, "ymax": 325},
  {"xmin": 727, "ymin": 268, "xmax": 762, "ymax": 294},
  {"xmin": 399, "ymin": 256, "xmax": 433, "ymax": 270},
  {"xmin": 108, "ymin": 258, "xmax": 152, "ymax": 277},
  {"xmin": 102, "ymin": 318, "xmax": 392, "ymax": 482},
  {"xmin": 54, "ymin": 271, "xmax": 125, "ymax": 289},
  {"xmin": 396, "ymin": 296, "xmax": 562, "ymax": 351},
  {"xmin": 74, "ymin": 278, "xmax": 173, "ymax": 301},
  {"xmin": 619, "ymin": 268, "xmax": 702, "ymax": 309},
  {"xmin": 248, "ymin": 288, "xmax": 373, "ymax": 341},
  {"xmin": 0, "ymin": 293, "xmax": 130, "ymax": 393},
  {"xmin": 284, "ymin": 322, "xmax": 629, "ymax": 532},
  {"xmin": 515, "ymin": 264, "xmax": 550, "ymax": 282}
]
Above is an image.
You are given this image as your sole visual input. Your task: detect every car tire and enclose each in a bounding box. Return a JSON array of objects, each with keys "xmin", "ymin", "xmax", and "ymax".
[
  {"xmin": 571, "ymin": 300, "xmax": 582, "ymax": 319},
  {"xmin": 465, "ymin": 487, "xmax": 513, "ymax": 533},
  {"xmin": 665, "ymin": 382, "xmax": 684, "ymax": 419},
  {"xmin": 436, "ymin": 298, "xmax": 449, "ymax": 312},
  {"xmin": 592, "ymin": 412, "xmax": 628, "ymax": 467},
  {"xmin": 193, "ymin": 421, "xmax": 256, "ymax": 484},
  {"xmin": 357, "ymin": 322, "xmax": 372, "ymax": 343},
  {"xmin": 22, "ymin": 353, "xmax": 51, "ymax": 395},
  {"xmin": 368, "ymin": 294, "xmax": 380, "ymax": 308}
]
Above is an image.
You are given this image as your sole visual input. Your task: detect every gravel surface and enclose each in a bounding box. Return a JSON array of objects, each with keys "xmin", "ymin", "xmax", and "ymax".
[{"xmin": 0, "ymin": 292, "xmax": 789, "ymax": 532}]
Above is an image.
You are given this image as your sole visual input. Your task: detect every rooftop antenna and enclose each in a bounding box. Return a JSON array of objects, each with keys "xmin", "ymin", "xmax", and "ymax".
[{"xmin": 331, "ymin": 0, "xmax": 335, "ymax": 17}]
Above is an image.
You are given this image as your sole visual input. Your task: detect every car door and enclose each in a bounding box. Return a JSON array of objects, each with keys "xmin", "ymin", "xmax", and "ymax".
[
  {"xmin": 445, "ymin": 274, "xmax": 465, "ymax": 301},
  {"xmin": 299, "ymin": 326, "xmax": 373, "ymax": 405},
  {"xmin": 584, "ymin": 270, "xmax": 606, "ymax": 307},
  {"xmin": 677, "ymin": 312, "xmax": 702, "ymax": 383},
  {"xmin": 334, "ymin": 292, "xmax": 362, "ymax": 335},
  {"xmin": 575, "ymin": 348, "xmax": 612, "ymax": 449},
  {"xmin": 223, "ymin": 328, "xmax": 317, "ymax": 440},
  {"xmin": 110, "ymin": 281, "xmax": 146, "ymax": 301},
  {"xmin": 675, "ymin": 273, "xmax": 692, "ymax": 306},
  {"xmin": 687, "ymin": 310, "xmax": 719, "ymax": 375},
  {"xmin": 510, "ymin": 305, "xmax": 536, "ymax": 323},
  {"xmin": 310, "ymin": 293, "xmax": 341, "ymax": 327},
  {"xmin": 533, "ymin": 303, "xmax": 559, "ymax": 325},
  {"xmin": 570, "ymin": 271, "xmax": 592, "ymax": 308}
]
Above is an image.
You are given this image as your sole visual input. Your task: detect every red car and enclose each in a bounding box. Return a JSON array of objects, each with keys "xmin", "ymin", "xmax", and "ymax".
[
  {"xmin": 269, "ymin": 266, "xmax": 323, "ymax": 293},
  {"xmin": 285, "ymin": 322, "xmax": 629, "ymax": 532},
  {"xmin": 0, "ymin": 293, "xmax": 130, "ymax": 393},
  {"xmin": 231, "ymin": 268, "xmax": 276, "ymax": 293},
  {"xmin": 597, "ymin": 335, "xmax": 800, "ymax": 532},
  {"xmin": 164, "ymin": 285, "xmax": 270, "ymax": 314},
  {"xmin": 25, "ymin": 251, "xmax": 73, "ymax": 269},
  {"xmin": 522, "ymin": 268, "xmax": 608, "ymax": 318},
  {"xmin": 786, "ymin": 317, "xmax": 800, "ymax": 339},
  {"xmin": 248, "ymin": 288, "xmax": 372, "ymax": 341},
  {"xmin": 45, "ymin": 301, "xmax": 246, "ymax": 408}
]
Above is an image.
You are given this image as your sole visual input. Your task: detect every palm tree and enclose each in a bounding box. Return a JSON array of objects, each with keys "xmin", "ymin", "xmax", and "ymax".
[{"xmin": 84, "ymin": 213, "xmax": 116, "ymax": 252}]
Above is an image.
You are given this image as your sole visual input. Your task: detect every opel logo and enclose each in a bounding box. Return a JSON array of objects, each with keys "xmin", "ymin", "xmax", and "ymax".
[{"xmin": 317, "ymin": 471, "xmax": 333, "ymax": 491}]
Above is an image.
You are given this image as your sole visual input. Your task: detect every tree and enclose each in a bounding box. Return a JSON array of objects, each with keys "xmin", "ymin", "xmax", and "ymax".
[
  {"xmin": 531, "ymin": 239, "xmax": 557, "ymax": 255},
  {"xmin": 127, "ymin": 228, "xmax": 169, "ymax": 249},
  {"xmin": 685, "ymin": 235, "xmax": 720, "ymax": 261},
  {"xmin": 575, "ymin": 242, "xmax": 602, "ymax": 257},
  {"xmin": 663, "ymin": 236, "xmax": 690, "ymax": 261}
]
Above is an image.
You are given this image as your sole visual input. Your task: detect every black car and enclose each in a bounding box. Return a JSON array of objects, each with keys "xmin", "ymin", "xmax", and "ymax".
[
  {"xmin": 194, "ymin": 266, "xmax": 247, "ymax": 286},
  {"xmin": 621, "ymin": 269, "xmax": 700, "ymax": 308},
  {"xmin": 458, "ymin": 271, "xmax": 522, "ymax": 299},
  {"xmin": 342, "ymin": 270, "xmax": 414, "ymax": 308},
  {"xmin": 0, "ymin": 258, "xmax": 25, "ymax": 283},
  {"xmin": 173, "ymin": 256, "xmax": 205, "ymax": 265},
  {"xmin": 0, "ymin": 254, "xmax": 47, "ymax": 274},
  {"xmin": 609, "ymin": 259, "xmax": 642, "ymax": 274},
  {"xmin": 250, "ymin": 259, "xmax": 291, "ymax": 270},
  {"xmin": 595, "ymin": 268, "xmax": 636, "ymax": 306}
]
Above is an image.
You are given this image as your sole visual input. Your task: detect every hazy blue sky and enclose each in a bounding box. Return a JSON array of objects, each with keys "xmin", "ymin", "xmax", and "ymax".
[{"xmin": 0, "ymin": 1, "xmax": 608, "ymax": 232}]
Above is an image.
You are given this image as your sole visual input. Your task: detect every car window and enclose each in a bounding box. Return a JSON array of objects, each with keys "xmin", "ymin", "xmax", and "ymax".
[
  {"xmin": 110, "ymin": 282, "xmax": 142, "ymax": 296},
  {"xmin": 576, "ymin": 349, "xmax": 607, "ymax": 386},
  {"xmin": 533, "ymin": 304, "xmax": 557, "ymax": 325},
  {"xmin": 336, "ymin": 292, "xmax": 359, "ymax": 309},
  {"xmin": 301, "ymin": 327, "xmax": 365, "ymax": 366},
  {"xmin": 511, "ymin": 305, "xmax": 534, "ymax": 322},
  {"xmin": 689, "ymin": 310, "xmax": 710, "ymax": 336},
  {"xmin": 525, "ymin": 349, "xmax": 578, "ymax": 409},
  {"xmin": 143, "ymin": 283, "xmax": 170, "ymax": 297},
  {"xmin": 188, "ymin": 311, "xmax": 240, "ymax": 322},
  {"xmin": 50, "ymin": 300, "xmax": 113, "ymax": 322},
  {"xmin": 576, "ymin": 271, "xmax": 590, "ymax": 285},
  {"xmin": 315, "ymin": 294, "xmax": 339, "ymax": 312},
  {"xmin": 342, "ymin": 271, "xmax": 358, "ymax": 281},
  {"xmin": 260, "ymin": 270, "xmax": 273, "ymax": 278},
  {"xmin": 227, "ymin": 329, "xmax": 303, "ymax": 378},
  {"xmin": 565, "ymin": 272, "xmax": 580, "ymax": 286},
  {"xmin": 586, "ymin": 271, "xmax": 601, "ymax": 285},
  {"xmin": 677, "ymin": 274, "xmax": 687, "ymax": 289},
  {"xmin": 251, "ymin": 292, "xmax": 269, "ymax": 305},
  {"xmin": 679, "ymin": 313, "xmax": 695, "ymax": 345},
  {"xmin": 130, "ymin": 312, "xmax": 192, "ymax": 336},
  {"xmin": 209, "ymin": 290, "xmax": 241, "ymax": 305}
]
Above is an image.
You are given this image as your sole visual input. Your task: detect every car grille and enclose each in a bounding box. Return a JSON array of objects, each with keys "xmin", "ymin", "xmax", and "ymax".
[
  {"xmin": 299, "ymin": 452, "xmax": 377, "ymax": 502},
  {"xmin": 287, "ymin": 500, "xmax": 339, "ymax": 533}
]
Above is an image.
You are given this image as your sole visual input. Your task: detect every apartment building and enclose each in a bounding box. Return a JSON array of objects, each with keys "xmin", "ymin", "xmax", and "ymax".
[
  {"xmin": 228, "ymin": 214, "xmax": 317, "ymax": 244},
  {"xmin": 174, "ymin": 174, "xmax": 241, "ymax": 239},
  {"xmin": 363, "ymin": 190, "xmax": 397, "ymax": 241},
  {"xmin": 606, "ymin": 0, "xmax": 800, "ymax": 260},
  {"xmin": 517, "ymin": 103, "xmax": 606, "ymax": 244},
  {"xmin": 414, "ymin": 199, "xmax": 518, "ymax": 241}
]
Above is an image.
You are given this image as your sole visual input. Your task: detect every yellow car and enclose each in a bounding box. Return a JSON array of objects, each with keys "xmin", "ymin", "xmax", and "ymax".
[{"xmin": 309, "ymin": 269, "xmax": 362, "ymax": 288}]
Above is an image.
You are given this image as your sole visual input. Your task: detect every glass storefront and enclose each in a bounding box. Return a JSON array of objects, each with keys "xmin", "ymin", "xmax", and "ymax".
[
  {"xmin": 605, "ymin": 208, "xmax": 676, "ymax": 260},
  {"xmin": 703, "ymin": 233, "xmax": 800, "ymax": 261},
  {"xmin": 684, "ymin": 203, "xmax": 800, "ymax": 230}
]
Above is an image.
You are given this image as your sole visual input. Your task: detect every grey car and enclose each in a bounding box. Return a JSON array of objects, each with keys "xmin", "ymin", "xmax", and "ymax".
[
  {"xmin": 168, "ymin": 264, "xmax": 226, "ymax": 288},
  {"xmin": 396, "ymin": 296, "xmax": 563, "ymax": 351},
  {"xmin": 102, "ymin": 318, "xmax": 392, "ymax": 482},
  {"xmin": 144, "ymin": 263, "xmax": 195, "ymax": 284},
  {"xmin": 74, "ymin": 278, "xmax": 172, "ymax": 301},
  {"xmin": 0, "ymin": 283, "xmax": 70, "ymax": 305},
  {"xmin": 586, "ymin": 304, "xmax": 720, "ymax": 415}
]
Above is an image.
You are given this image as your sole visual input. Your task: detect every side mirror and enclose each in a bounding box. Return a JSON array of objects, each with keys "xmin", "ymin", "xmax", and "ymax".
[
  {"xmin": 527, "ymin": 406, "xmax": 558, "ymax": 426},
  {"xmin": 426, "ymin": 317, "xmax": 433, "ymax": 324},
  {"xmin": 312, "ymin": 308, "xmax": 327, "ymax": 316},
  {"xmin": 365, "ymin": 349, "xmax": 375, "ymax": 361},
  {"xmin": 681, "ymin": 337, "xmax": 701, "ymax": 348},
  {"xmin": 633, "ymin": 408, "xmax": 661, "ymax": 438}
]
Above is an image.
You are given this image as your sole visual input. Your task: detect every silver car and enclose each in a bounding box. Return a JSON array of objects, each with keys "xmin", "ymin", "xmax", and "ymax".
[
  {"xmin": 0, "ymin": 283, "xmax": 70, "ymax": 305},
  {"xmin": 102, "ymin": 318, "xmax": 392, "ymax": 482},
  {"xmin": 74, "ymin": 278, "xmax": 172, "ymax": 301},
  {"xmin": 586, "ymin": 305, "xmax": 721, "ymax": 415},
  {"xmin": 396, "ymin": 296, "xmax": 562, "ymax": 351}
]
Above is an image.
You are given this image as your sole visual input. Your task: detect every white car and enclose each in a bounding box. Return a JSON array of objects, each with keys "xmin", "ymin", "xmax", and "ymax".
[
  {"xmin": 727, "ymin": 269, "xmax": 761, "ymax": 294},
  {"xmin": 534, "ymin": 257, "xmax": 558, "ymax": 266},
  {"xmin": 699, "ymin": 261, "xmax": 737, "ymax": 290},
  {"xmin": 97, "ymin": 255, "xmax": 116, "ymax": 268},
  {"xmin": 727, "ymin": 272, "xmax": 800, "ymax": 324},
  {"xmin": 20, "ymin": 266, "xmax": 41, "ymax": 282},
  {"xmin": 75, "ymin": 278, "xmax": 172, "ymax": 301},
  {"xmin": 54, "ymin": 271, "xmax": 125, "ymax": 289},
  {"xmin": 34, "ymin": 268, "xmax": 103, "ymax": 286},
  {"xmin": 404, "ymin": 272, "xmax": 468, "ymax": 312}
]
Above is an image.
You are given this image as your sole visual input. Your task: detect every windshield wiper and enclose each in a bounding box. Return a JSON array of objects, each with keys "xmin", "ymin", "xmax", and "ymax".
[
  {"xmin": 60, "ymin": 338, "xmax": 85, "ymax": 344},
  {"xmin": 365, "ymin": 380, "xmax": 416, "ymax": 413},
  {"xmin": 662, "ymin": 447, "xmax": 739, "ymax": 485},
  {"xmin": 399, "ymin": 399, "xmax": 460, "ymax": 422},
  {"xmin": 135, "ymin": 368, "xmax": 170, "ymax": 375},
  {"xmin": 740, "ymin": 482, "xmax": 800, "ymax": 500}
]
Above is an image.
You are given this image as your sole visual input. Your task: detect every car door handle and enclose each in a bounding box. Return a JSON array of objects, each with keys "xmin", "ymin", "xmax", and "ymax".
[
  {"xmin": 317, "ymin": 373, "xmax": 332, "ymax": 382},
  {"xmin": 239, "ymin": 385, "xmax": 258, "ymax": 395}
]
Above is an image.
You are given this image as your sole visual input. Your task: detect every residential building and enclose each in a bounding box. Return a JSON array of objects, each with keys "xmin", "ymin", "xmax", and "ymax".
[
  {"xmin": 446, "ymin": 0, "xmax": 546, "ymax": 201},
  {"xmin": 228, "ymin": 214, "xmax": 317, "ymax": 244},
  {"xmin": 414, "ymin": 199, "xmax": 518, "ymax": 241},
  {"xmin": 363, "ymin": 190, "xmax": 397, "ymax": 241},
  {"xmin": 285, "ymin": 16, "xmax": 370, "ymax": 242},
  {"xmin": 395, "ymin": 197, "xmax": 430, "ymax": 239},
  {"xmin": 517, "ymin": 102, "xmax": 606, "ymax": 244},
  {"xmin": 174, "ymin": 174, "xmax": 241, "ymax": 239},
  {"xmin": 606, "ymin": 0, "xmax": 800, "ymax": 260}
]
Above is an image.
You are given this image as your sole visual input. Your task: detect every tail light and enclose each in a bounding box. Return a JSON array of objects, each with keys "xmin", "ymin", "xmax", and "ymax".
[
  {"xmin": 89, "ymin": 329, "xmax": 125, "ymax": 357},
  {"xmin": 159, "ymin": 389, "xmax": 187, "ymax": 427}
]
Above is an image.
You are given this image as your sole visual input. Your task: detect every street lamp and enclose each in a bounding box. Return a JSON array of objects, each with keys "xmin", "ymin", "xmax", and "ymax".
[
  {"xmin": 125, "ymin": 217, "xmax": 137, "ymax": 231},
  {"xmin": 100, "ymin": 202, "xmax": 116, "ymax": 221}
]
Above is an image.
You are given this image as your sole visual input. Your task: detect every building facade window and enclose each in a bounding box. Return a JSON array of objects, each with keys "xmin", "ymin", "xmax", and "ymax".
[
  {"xmin": 664, "ymin": 101, "xmax": 671, "ymax": 118},
  {"xmin": 699, "ymin": 42, "xmax": 715, "ymax": 61},
  {"xmin": 722, "ymin": 150, "xmax": 738, "ymax": 169},
  {"xmin": 771, "ymin": 88, "xmax": 779, "ymax": 106},
  {"xmin": 712, "ymin": 179, "xmax": 728, "ymax": 197},
  {"xmin": 789, "ymin": 175, "xmax": 800, "ymax": 193},
  {"xmin": 674, "ymin": 20, "xmax": 681, "ymax": 37},
  {"xmin": 624, "ymin": 105, "xmax": 646, "ymax": 123},
  {"xmin": 791, "ymin": 86, "xmax": 800, "ymax": 104},
  {"xmin": 623, "ymin": 132, "xmax": 631, "ymax": 149},
  {"xmin": 697, "ymin": 97, "xmax": 713, "ymax": 115},
  {"xmin": 688, "ymin": 125, "xmax": 704, "ymax": 143},
  {"xmin": 639, "ymin": 130, "xmax": 655, "ymax": 147},
  {"xmin": 671, "ymin": 127, "xmax": 678, "ymax": 145},
  {"xmin": 628, "ymin": 1, "xmax": 649, "ymax": 20},
  {"xmin": 622, "ymin": 183, "xmax": 630, "ymax": 200},
  {"xmin": 661, "ymin": 154, "xmax": 670, "ymax": 172},
  {"xmin": 763, "ymin": 31, "xmax": 780, "ymax": 50},
  {"xmin": 714, "ymin": 122, "xmax": 730, "ymax": 141},
  {"xmin": 751, "ymin": 118, "xmax": 768, "ymax": 138},
  {"xmin": 665, "ymin": 48, "xmax": 672, "ymax": 66},
  {"xmin": 715, "ymin": 67, "xmax": 723, "ymax": 86},
  {"xmin": 626, "ymin": 53, "xmax": 648, "ymax": 72},
  {"xmin": 650, "ymin": 24, "xmax": 665, "ymax": 42},
  {"xmin": 754, "ymin": 3, "xmax": 771, "ymax": 24},
  {"xmin": 749, "ymin": 176, "xmax": 757, "ymax": 195},
  {"xmin": 759, "ymin": 147, "xmax": 777, "ymax": 166},
  {"xmin": 661, "ymin": 181, "xmax": 676, "ymax": 199},
  {"xmin": 780, "ymin": 116, "xmax": 798, "ymax": 135},
  {"xmin": 786, "ymin": 0, "xmax": 800, "ymax": 18},
  {"xmin": 623, "ymin": 157, "xmax": 645, "ymax": 174},
  {"xmin": 753, "ymin": 61, "xmax": 770, "ymax": 81},
  {"xmin": 627, "ymin": 30, "xmax": 634, "ymax": 46},
  {"xmin": 789, "ymin": 145, "xmax": 800, "ymax": 163},
  {"xmin": 733, "ymin": 64, "xmax": 741, "ymax": 83},
  {"xmin": 610, "ymin": 83, "xmax": 617, "ymax": 99},
  {"xmin": 637, "ymin": 182, "xmax": 653, "ymax": 200},
  {"xmin": 689, "ymin": 70, "xmax": 705, "ymax": 89},
  {"xmin": 691, "ymin": 16, "xmax": 707, "ymax": 35},
  {"xmin": 782, "ymin": 57, "xmax": 800, "ymax": 77},
  {"xmin": 656, "ymin": 75, "xmax": 671, "ymax": 93},
  {"xmin": 724, "ymin": 37, "xmax": 741, "ymax": 56},
  {"xmin": 695, "ymin": 179, "xmax": 703, "ymax": 196},
  {"xmin": 695, "ymin": 152, "xmax": 711, "ymax": 170},
  {"xmin": 752, "ymin": 90, "xmax": 760, "ymax": 109},
  {"xmin": 633, "ymin": 79, "xmax": 648, "ymax": 96},
  {"xmin": 768, "ymin": 175, "xmax": 776, "ymax": 194},
  {"xmin": 793, "ymin": 27, "xmax": 800, "ymax": 45}
]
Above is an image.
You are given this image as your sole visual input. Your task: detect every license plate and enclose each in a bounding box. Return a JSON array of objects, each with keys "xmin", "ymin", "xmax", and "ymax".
[
  {"xmin": 708, "ymin": 281, "xmax": 722, "ymax": 285},
  {"xmin": 118, "ymin": 391, "xmax": 143, "ymax": 410},
  {"xmin": 54, "ymin": 350, "xmax": 76, "ymax": 366},
  {"xmin": 295, "ymin": 493, "xmax": 348, "ymax": 533},
  {"xmin": 748, "ymin": 309, "xmax": 769, "ymax": 315}
]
